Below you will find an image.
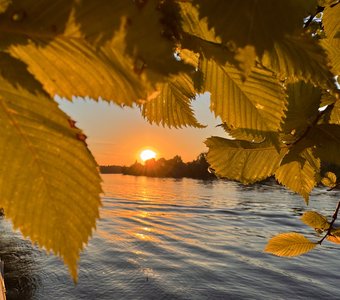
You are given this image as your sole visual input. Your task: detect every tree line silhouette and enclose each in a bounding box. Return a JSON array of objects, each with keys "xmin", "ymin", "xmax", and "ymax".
[{"xmin": 100, "ymin": 153, "xmax": 216, "ymax": 180}]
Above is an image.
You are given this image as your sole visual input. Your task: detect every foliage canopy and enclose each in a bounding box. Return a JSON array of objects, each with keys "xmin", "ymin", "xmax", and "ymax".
[{"xmin": 0, "ymin": 0, "xmax": 340, "ymax": 279}]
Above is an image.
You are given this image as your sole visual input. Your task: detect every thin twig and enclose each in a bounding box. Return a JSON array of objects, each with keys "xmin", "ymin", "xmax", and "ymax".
[
  {"xmin": 318, "ymin": 200, "xmax": 340, "ymax": 244},
  {"xmin": 304, "ymin": 6, "xmax": 324, "ymax": 28}
]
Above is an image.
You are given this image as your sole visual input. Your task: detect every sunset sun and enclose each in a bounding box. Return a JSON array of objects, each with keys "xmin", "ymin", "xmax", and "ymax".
[{"xmin": 140, "ymin": 149, "xmax": 157, "ymax": 162}]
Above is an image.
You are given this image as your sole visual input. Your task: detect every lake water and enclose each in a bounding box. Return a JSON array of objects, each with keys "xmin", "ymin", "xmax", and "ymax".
[{"xmin": 1, "ymin": 174, "xmax": 340, "ymax": 299}]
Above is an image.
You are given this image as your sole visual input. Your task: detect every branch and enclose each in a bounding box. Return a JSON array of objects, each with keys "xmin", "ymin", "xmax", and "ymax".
[
  {"xmin": 304, "ymin": 6, "xmax": 324, "ymax": 29},
  {"xmin": 318, "ymin": 200, "xmax": 340, "ymax": 244}
]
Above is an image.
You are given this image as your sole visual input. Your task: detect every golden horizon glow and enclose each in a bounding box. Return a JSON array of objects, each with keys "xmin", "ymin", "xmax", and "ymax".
[{"xmin": 140, "ymin": 149, "xmax": 157, "ymax": 162}]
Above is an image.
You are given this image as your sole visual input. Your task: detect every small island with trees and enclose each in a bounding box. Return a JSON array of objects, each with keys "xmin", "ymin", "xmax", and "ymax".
[{"xmin": 100, "ymin": 153, "xmax": 216, "ymax": 180}]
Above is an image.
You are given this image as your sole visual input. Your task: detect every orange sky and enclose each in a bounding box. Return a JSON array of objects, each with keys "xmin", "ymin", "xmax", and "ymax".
[{"xmin": 58, "ymin": 94, "xmax": 225, "ymax": 166}]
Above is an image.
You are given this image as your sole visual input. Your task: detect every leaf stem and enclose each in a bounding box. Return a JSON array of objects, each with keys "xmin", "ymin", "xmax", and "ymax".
[
  {"xmin": 304, "ymin": 6, "xmax": 324, "ymax": 28},
  {"xmin": 318, "ymin": 200, "xmax": 340, "ymax": 244}
]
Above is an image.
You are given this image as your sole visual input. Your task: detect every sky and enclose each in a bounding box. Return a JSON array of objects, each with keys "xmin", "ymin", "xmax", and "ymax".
[{"xmin": 58, "ymin": 93, "xmax": 226, "ymax": 166}]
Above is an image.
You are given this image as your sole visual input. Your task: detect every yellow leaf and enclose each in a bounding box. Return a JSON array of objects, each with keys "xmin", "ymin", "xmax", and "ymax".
[
  {"xmin": 192, "ymin": 0, "xmax": 317, "ymax": 56},
  {"xmin": 1, "ymin": 0, "xmax": 189, "ymax": 103},
  {"xmin": 275, "ymin": 148, "xmax": 320, "ymax": 203},
  {"xmin": 327, "ymin": 228, "xmax": 340, "ymax": 244},
  {"xmin": 0, "ymin": 53, "xmax": 101, "ymax": 281},
  {"xmin": 201, "ymin": 59, "xmax": 287, "ymax": 135},
  {"xmin": 205, "ymin": 137, "xmax": 288, "ymax": 184},
  {"xmin": 177, "ymin": 48, "xmax": 200, "ymax": 69},
  {"xmin": 234, "ymin": 45, "xmax": 257, "ymax": 79},
  {"xmin": 301, "ymin": 211, "xmax": 330, "ymax": 230},
  {"xmin": 321, "ymin": 171, "xmax": 337, "ymax": 188},
  {"xmin": 141, "ymin": 73, "xmax": 205, "ymax": 128},
  {"xmin": 265, "ymin": 233, "xmax": 317, "ymax": 257},
  {"xmin": 262, "ymin": 36, "xmax": 334, "ymax": 88}
]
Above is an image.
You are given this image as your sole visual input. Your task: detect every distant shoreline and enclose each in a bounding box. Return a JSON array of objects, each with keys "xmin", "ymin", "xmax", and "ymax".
[{"xmin": 100, "ymin": 154, "xmax": 216, "ymax": 180}]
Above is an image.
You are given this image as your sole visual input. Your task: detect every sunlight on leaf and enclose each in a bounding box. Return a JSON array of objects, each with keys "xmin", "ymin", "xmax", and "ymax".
[
  {"xmin": 0, "ymin": 54, "xmax": 101, "ymax": 281},
  {"xmin": 265, "ymin": 233, "xmax": 317, "ymax": 257},
  {"xmin": 301, "ymin": 211, "xmax": 330, "ymax": 231},
  {"xmin": 205, "ymin": 137, "xmax": 287, "ymax": 184},
  {"xmin": 327, "ymin": 228, "xmax": 340, "ymax": 244},
  {"xmin": 321, "ymin": 172, "xmax": 337, "ymax": 188}
]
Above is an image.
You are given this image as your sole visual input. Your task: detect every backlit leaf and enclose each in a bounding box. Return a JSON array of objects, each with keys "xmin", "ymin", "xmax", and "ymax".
[
  {"xmin": 0, "ymin": 0, "xmax": 190, "ymax": 103},
  {"xmin": 192, "ymin": 0, "xmax": 317, "ymax": 56},
  {"xmin": 265, "ymin": 232, "xmax": 317, "ymax": 256},
  {"xmin": 322, "ymin": 3, "xmax": 340, "ymax": 75},
  {"xmin": 177, "ymin": 48, "xmax": 200, "ymax": 69},
  {"xmin": 301, "ymin": 211, "xmax": 330, "ymax": 230},
  {"xmin": 321, "ymin": 171, "xmax": 337, "ymax": 188},
  {"xmin": 323, "ymin": 3, "xmax": 340, "ymax": 40},
  {"xmin": 262, "ymin": 36, "xmax": 334, "ymax": 88},
  {"xmin": 201, "ymin": 59, "xmax": 287, "ymax": 135},
  {"xmin": 205, "ymin": 137, "xmax": 287, "ymax": 183},
  {"xmin": 9, "ymin": 37, "xmax": 149, "ymax": 105},
  {"xmin": 275, "ymin": 148, "xmax": 320, "ymax": 203},
  {"xmin": 282, "ymin": 82, "xmax": 321, "ymax": 140},
  {"xmin": 141, "ymin": 73, "xmax": 205, "ymax": 128},
  {"xmin": 310, "ymin": 124, "xmax": 340, "ymax": 166},
  {"xmin": 0, "ymin": 54, "xmax": 101, "ymax": 281},
  {"xmin": 321, "ymin": 38, "xmax": 340, "ymax": 76},
  {"xmin": 327, "ymin": 228, "xmax": 340, "ymax": 244}
]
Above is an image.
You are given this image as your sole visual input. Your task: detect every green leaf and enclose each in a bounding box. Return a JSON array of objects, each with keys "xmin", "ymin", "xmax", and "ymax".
[
  {"xmin": 141, "ymin": 73, "xmax": 205, "ymax": 128},
  {"xmin": 265, "ymin": 232, "xmax": 317, "ymax": 256},
  {"xmin": 321, "ymin": 171, "xmax": 337, "ymax": 188},
  {"xmin": 205, "ymin": 137, "xmax": 287, "ymax": 183},
  {"xmin": 301, "ymin": 211, "xmax": 330, "ymax": 230},
  {"xmin": 201, "ymin": 59, "xmax": 287, "ymax": 135},
  {"xmin": 0, "ymin": 54, "xmax": 101, "ymax": 281},
  {"xmin": 275, "ymin": 148, "xmax": 320, "ymax": 203}
]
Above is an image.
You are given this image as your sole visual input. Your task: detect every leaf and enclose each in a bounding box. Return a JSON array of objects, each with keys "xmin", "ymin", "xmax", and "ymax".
[
  {"xmin": 192, "ymin": 0, "xmax": 317, "ymax": 56},
  {"xmin": 205, "ymin": 137, "xmax": 287, "ymax": 183},
  {"xmin": 281, "ymin": 82, "xmax": 321, "ymax": 138},
  {"xmin": 1, "ymin": 0, "xmax": 190, "ymax": 103},
  {"xmin": 141, "ymin": 73, "xmax": 205, "ymax": 128},
  {"xmin": 179, "ymin": 1, "xmax": 221, "ymax": 44},
  {"xmin": 310, "ymin": 124, "xmax": 340, "ymax": 166},
  {"xmin": 275, "ymin": 148, "xmax": 319, "ymax": 203},
  {"xmin": 323, "ymin": 3, "xmax": 340, "ymax": 39},
  {"xmin": 201, "ymin": 58, "xmax": 287, "ymax": 135},
  {"xmin": 321, "ymin": 171, "xmax": 337, "ymax": 188},
  {"xmin": 301, "ymin": 211, "xmax": 330, "ymax": 230},
  {"xmin": 262, "ymin": 36, "xmax": 334, "ymax": 88},
  {"xmin": 177, "ymin": 48, "xmax": 200, "ymax": 69},
  {"xmin": 321, "ymin": 38, "xmax": 340, "ymax": 76},
  {"xmin": 321, "ymin": 3, "xmax": 340, "ymax": 76},
  {"xmin": 9, "ymin": 37, "xmax": 150, "ymax": 105},
  {"xmin": 219, "ymin": 123, "xmax": 265, "ymax": 143},
  {"xmin": 0, "ymin": 1, "xmax": 149, "ymax": 103},
  {"xmin": 234, "ymin": 45, "xmax": 257, "ymax": 78},
  {"xmin": 265, "ymin": 233, "xmax": 317, "ymax": 256},
  {"xmin": 0, "ymin": 54, "xmax": 101, "ymax": 281},
  {"xmin": 327, "ymin": 228, "xmax": 340, "ymax": 244}
]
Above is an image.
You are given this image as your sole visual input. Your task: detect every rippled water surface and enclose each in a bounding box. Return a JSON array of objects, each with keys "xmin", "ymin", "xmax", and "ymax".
[{"xmin": 1, "ymin": 174, "xmax": 340, "ymax": 299}]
